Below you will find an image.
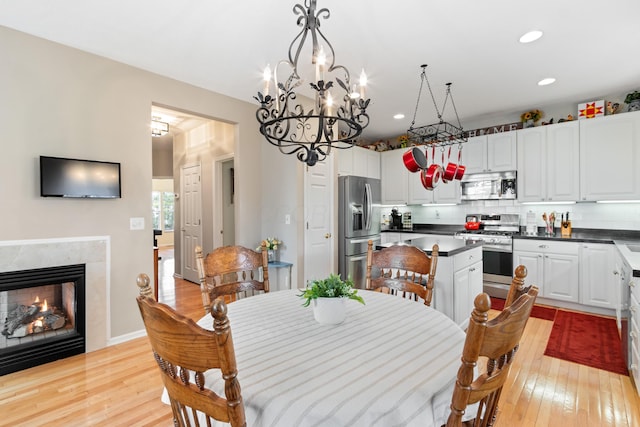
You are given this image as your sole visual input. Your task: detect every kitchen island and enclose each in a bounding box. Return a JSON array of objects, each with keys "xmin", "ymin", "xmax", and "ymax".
[{"xmin": 379, "ymin": 235, "xmax": 483, "ymax": 328}]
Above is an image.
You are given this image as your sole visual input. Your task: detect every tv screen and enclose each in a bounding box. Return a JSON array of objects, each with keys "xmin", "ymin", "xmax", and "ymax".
[{"xmin": 40, "ymin": 156, "xmax": 121, "ymax": 198}]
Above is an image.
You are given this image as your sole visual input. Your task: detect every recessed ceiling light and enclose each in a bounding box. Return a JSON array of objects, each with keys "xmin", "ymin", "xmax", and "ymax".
[
  {"xmin": 393, "ymin": 113, "xmax": 405, "ymax": 120},
  {"xmin": 519, "ymin": 30, "xmax": 543, "ymax": 43},
  {"xmin": 538, "ymin": 78, "xmax": 556, "ymax": 86}
]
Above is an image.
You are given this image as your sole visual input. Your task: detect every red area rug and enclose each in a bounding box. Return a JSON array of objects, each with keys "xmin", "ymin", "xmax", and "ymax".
[
  {"xmin": 490, "ymin": 297, "xmax": 557, "ymax": 321},
  {"xmin": 544, "ymin": 310, "xmax": 628, "ymax": 375}
]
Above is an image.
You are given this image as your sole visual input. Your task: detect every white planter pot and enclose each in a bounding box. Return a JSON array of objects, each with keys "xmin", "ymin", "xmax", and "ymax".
[{"xmin": 312, "ymin": 297, "xmax": 347, "ymax": 325}]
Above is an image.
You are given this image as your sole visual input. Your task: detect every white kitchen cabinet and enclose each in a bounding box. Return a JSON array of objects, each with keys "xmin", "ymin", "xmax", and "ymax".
[
  {"xmin": 462, "ymin": 132, "xmax": 516, "ymax": 174},
  {"xmin": 383, "ymin": 147, "xmax": 460, "ymax": 205},
  {"xmin": 579, "ymin": 110, "xmax": 640, "ymax": 201},
  {"xmin": 580, "ymin": 243, "xmax": 615, "ymax": 309},
  {"xmin": 517, "ymin": 121, "xmax": 580, "ymax": 202},
  {"xmin": 380, "ymin": 149, "xmax": 408, "ymax": 204},
  {"xmin": 337, "ymin": 146, "xmax": 380, "ymax": 179},
  {"xmin": 407, "ymin": 167, "xmax": 461, "ymax": 204},
  {"xmin": 487, "ymin": 131, "xmax": 517, "ymax": 172},
  {"xmin": 429, "ymin": 245, "xmax": 483, "ymax": 328},
  {"xmin": 513, "ymin": 239, "xmax": 580, "ymax": 303},
  {"xmin": 453, "ymin": 259, "xmax": 483, "ymax": 327},
  {"xmin": 462, "ymin": 135, "xmax": 487, "ymax": 174}
]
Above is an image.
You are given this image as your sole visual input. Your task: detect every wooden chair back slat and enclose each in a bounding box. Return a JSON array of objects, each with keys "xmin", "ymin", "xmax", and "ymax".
[
  {"xmin": 196, "ymin": 244, "xmax": 269, "ymax": 311},
  {"xmin": 136, "ymin": 273, "xmax": 246, "ymax": 427},
  {"xmin": 365, "ymin": 240, "xmax": 438, "ymax": 306}
]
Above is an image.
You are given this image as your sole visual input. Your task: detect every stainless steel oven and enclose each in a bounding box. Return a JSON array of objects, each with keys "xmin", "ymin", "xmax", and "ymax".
[{"xmin": 455, "ymin": 214, "xmax": 519, "ymax": 298}]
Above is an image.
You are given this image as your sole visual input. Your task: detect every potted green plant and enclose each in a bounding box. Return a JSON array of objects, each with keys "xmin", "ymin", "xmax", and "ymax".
[
  {"xmin": 299, "ymin": 273, "xmax": 365, "ymax": 324},
  {"xmin": 625, "ymin": 90, "xmax": 640, "ymax": 112}
]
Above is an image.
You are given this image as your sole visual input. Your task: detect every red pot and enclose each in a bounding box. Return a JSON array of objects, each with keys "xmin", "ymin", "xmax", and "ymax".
[
  {"xmin": 421, "ymin": 164, "xmax": 442, "ymax": 190},
  {"xmin": 443, "ymin": 162, "xmax": 458, "ymax": 182},
  {"xmin": 402, "ymin": 147, "xmax": 428, "ymax": 173},
  {"xmin": 454, "ymin": 164, "xmax": 466, "ymax": 180}
]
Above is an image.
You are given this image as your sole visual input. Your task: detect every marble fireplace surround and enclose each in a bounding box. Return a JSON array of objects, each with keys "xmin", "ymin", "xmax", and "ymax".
[{"xmin": 0, "ymin": 237, "xmax": 109, "ymax": 353}]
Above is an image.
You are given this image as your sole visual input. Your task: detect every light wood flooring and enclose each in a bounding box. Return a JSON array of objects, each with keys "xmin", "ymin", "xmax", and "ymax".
[{"xmin": 1, "ymin": 247, "xmax": 639, "ymax": 426}]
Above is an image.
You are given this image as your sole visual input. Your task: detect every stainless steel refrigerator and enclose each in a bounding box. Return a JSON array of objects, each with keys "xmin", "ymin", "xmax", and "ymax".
[{"xmin": 338, "ymin": 175, "xmax": 381, "ymax": 289}]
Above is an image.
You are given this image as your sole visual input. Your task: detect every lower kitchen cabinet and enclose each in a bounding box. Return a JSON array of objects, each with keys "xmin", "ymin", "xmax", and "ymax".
[
  {"xmin": 630, "ymin": 290, "xmax": 640, "ymax": 392},
  {"xmin": 453, "ymin": 258, "xmax": 483, "ymax": 327},
  {"xmin": 513, "ymin": 239, "xmax": 580, "ymax": 303},
  {"xmin": 428, "ymin": 245, "xmax": 483, "ymax": 329},
  {"xmin": 580, "ymin": 243, "xmax": 615, "ymax": 309}
]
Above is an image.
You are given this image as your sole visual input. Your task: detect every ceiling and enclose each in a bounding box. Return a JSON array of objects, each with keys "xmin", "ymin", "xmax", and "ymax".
[{"xmin": 2, "ymin": 0, "xmax": 639, "ymax": 142}]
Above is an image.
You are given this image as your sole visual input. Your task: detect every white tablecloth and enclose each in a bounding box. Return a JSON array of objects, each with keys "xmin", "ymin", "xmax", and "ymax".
[{"xmin": 178, "ymin": 289, "xmax": 467, "ymax": 426}]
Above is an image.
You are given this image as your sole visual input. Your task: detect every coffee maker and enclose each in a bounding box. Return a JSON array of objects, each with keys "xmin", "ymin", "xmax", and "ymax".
[{"xmin": 390, "ymin": 207, "xmax": 402, "ymax": 230}]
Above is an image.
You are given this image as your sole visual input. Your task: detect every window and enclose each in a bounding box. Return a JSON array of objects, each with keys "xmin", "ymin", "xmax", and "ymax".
[{"xmin": 152, "ymin": 191, "xmax": 175, "ymax": 232}]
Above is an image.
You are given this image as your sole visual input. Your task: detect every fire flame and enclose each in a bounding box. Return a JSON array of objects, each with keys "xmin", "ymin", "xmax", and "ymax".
[
  {"xmin": 42, "ymin": 299, "xmax": 48, "ymax": 312},
  {"xmin": 35, "ymin": 296, "xmax": 40, "ymax": 303}
]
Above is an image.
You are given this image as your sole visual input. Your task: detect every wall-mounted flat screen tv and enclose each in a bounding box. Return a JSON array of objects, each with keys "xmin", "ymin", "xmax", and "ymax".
[{"xmin": 40, "ymin": 156, "xmax": 122, "ymax": 198}]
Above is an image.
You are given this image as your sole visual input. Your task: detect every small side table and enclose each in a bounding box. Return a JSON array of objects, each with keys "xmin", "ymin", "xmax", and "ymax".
[{"xmin": 267, "ymin": 261, "xmax": 293, "ymax": 291}]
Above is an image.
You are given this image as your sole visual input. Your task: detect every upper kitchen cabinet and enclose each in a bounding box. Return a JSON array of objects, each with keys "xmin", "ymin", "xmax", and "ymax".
[
  {"xmin": 337, "ymin": 145, "xmax": 380, "ymax": 179},
  {"xmin": 463, "ymin": 132, "xmax": 517, "ymax": 174},
  {"xmin": 408, "ymin": 144, "xmax": 461, "ymax": 205},
  {"xmin": 381, "ymin": 149, "xmax": 408, "ymax": 204},
  {"xmin": 487, "ymin": 132, "xmax": 517, "ymax": 172},
  {"xmin": 461, "ymin": 135, "xmax": 486, "ymax": 174},
  {"xmin": 517, "ymin": 121, "xmax": 580, "ymax": 202},
  {"xmin": 579, "ymin": 111, "xmax": 640, "ymax": 201}
]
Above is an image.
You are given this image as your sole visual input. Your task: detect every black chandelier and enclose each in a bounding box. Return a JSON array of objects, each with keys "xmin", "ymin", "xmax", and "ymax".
[{"xmin": 255, "ymin": 0, "xmax": 370, "ymax": 166}]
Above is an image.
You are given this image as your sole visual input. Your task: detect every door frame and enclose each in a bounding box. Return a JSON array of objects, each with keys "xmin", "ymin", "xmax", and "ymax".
[{"xmin": 213, "ymin": 153, "xmax": 235, "ymax": 249}]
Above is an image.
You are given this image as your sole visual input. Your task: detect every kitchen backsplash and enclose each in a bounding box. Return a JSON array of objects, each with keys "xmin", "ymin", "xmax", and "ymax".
[{"xmin": 392, "ymin": 201, "xmax": 640, "ymax": 231}]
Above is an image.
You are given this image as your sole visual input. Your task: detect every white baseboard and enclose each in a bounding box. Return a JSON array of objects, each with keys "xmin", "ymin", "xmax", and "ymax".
[{"xmin": 108, "ymin": 328, "xmax": 147, "ymax": 346}]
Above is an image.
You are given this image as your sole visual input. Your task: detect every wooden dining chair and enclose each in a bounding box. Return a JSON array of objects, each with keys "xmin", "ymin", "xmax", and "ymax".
[
  {"xmin": 365, "ymin": 240, "xmax": 439, "ymax": 306},
  {"xmin": 445, "ymin": 287, "xmax": 539, "ymax": 427},
  {"xmin": 135, "ymin": 273, "xmax": 246, "ymax": 427},
  {"xmin": 504, "ymin": 264, "xmax": 531, "ymax": 308},
  {"xmin": 196, "ymin": 244, "xmax": 270, "ymax": 311}
]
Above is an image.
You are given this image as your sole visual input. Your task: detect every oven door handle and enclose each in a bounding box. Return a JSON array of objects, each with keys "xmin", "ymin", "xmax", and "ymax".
[{"xmin": 481, "ymin": 246, "xmax": 513, "ymax": 253}]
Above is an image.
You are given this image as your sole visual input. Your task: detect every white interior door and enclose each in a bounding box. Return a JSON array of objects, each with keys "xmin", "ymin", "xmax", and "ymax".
[
  {"xmin": 181, "ymin": 163, "xmax": 202, "ymax": 283},
  {"xmin": 304, "ymin": 156, "xmax": 334, "ymax": 285}
]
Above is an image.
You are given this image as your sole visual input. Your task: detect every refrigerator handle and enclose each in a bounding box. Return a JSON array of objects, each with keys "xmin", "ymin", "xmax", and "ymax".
[
  {"xmin": 349, "ymin": 236, "xmax": 381, "ymax": 244},
  {"xmin": 364, "ymin": 182, "xmax": 372, "ymax": 230}
]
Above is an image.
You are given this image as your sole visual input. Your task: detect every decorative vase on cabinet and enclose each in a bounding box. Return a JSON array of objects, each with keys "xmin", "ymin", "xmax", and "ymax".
[{"xmin": 267, "ymin": 249, "xmax": 278, "ymax": 262}]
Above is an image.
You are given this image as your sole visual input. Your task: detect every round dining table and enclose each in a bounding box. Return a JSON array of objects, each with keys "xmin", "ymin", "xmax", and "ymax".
[{"xmin": 188, "ymin": 289, "xmax": 470, "ymax": 427}]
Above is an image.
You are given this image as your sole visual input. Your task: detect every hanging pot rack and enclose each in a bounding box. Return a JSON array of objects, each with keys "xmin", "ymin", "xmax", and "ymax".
[{"xmin": 406, "ymin": 64, "xmax": 467, "ymax": 147}]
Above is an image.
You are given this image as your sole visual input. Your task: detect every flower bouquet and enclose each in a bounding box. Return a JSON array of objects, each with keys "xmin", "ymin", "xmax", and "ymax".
[
  {"xmin": 520, "ymin": 109, "xmax": 543, "ymax": 127},
  {"xmin": 257, "ymin": 237, "xmax": 282, "ymax": 262}
]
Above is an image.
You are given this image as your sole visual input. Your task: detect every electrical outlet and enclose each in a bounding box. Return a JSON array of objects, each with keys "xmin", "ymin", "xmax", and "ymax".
[
  {"xmin": 285, "ymin": 214, "xmax": 291, "ymax": 225},
  {"xmin": 130, "ymin": 217, "xmax": 145, "ymax": 230}
]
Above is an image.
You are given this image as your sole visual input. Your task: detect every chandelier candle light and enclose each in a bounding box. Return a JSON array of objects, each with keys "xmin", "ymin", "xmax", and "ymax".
[{"xmin": 255, "ymin": 0, "xmax": 371, "ymax": 166}]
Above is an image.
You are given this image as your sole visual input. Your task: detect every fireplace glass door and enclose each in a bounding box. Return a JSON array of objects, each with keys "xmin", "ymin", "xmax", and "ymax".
[{"xmin": 0, "ymin": 264, "xmax": 85, "ymax": 375}]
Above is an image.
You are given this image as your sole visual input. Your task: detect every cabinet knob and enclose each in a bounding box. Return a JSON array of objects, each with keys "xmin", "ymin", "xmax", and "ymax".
[
  {"xmin": 469, "ymin": 267, "xmax": 476, "ymax": 272},
  {"xmin": 613, "ymin": 270, "xmax": 619, "ymax": 275},
  {"xmin": 324, "ymin": 233, "xmax": 332, "ymax": 239},
  {"xmin": 539, "ymin": 245, "xmax": 547, "ymax": 248}
]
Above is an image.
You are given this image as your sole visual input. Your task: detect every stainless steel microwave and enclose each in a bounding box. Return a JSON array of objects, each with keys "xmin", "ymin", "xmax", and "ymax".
[{"xmin": 460, "ymin": 171, "xmax": 516, "ymax": 201}]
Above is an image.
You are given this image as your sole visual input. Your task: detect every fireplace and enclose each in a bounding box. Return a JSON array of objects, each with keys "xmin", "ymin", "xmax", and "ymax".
[{"xmin": 0, "ymin": 264, "xmax": 86, "ymax": 375}]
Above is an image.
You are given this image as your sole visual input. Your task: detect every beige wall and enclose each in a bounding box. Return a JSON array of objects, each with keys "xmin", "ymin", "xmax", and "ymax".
[{"xmin": 0, "ymin": 25, "xmax": 266, "ymax": 339}]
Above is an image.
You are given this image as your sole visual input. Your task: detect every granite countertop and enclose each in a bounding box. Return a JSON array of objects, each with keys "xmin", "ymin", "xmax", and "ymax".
[
  {"xmin": 381, "ymin": 224, "xmax": 640, "ymax": 274},
  {"xmin": 378, "ymin": 235, "xmax": 482, "ymax": 257}
]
